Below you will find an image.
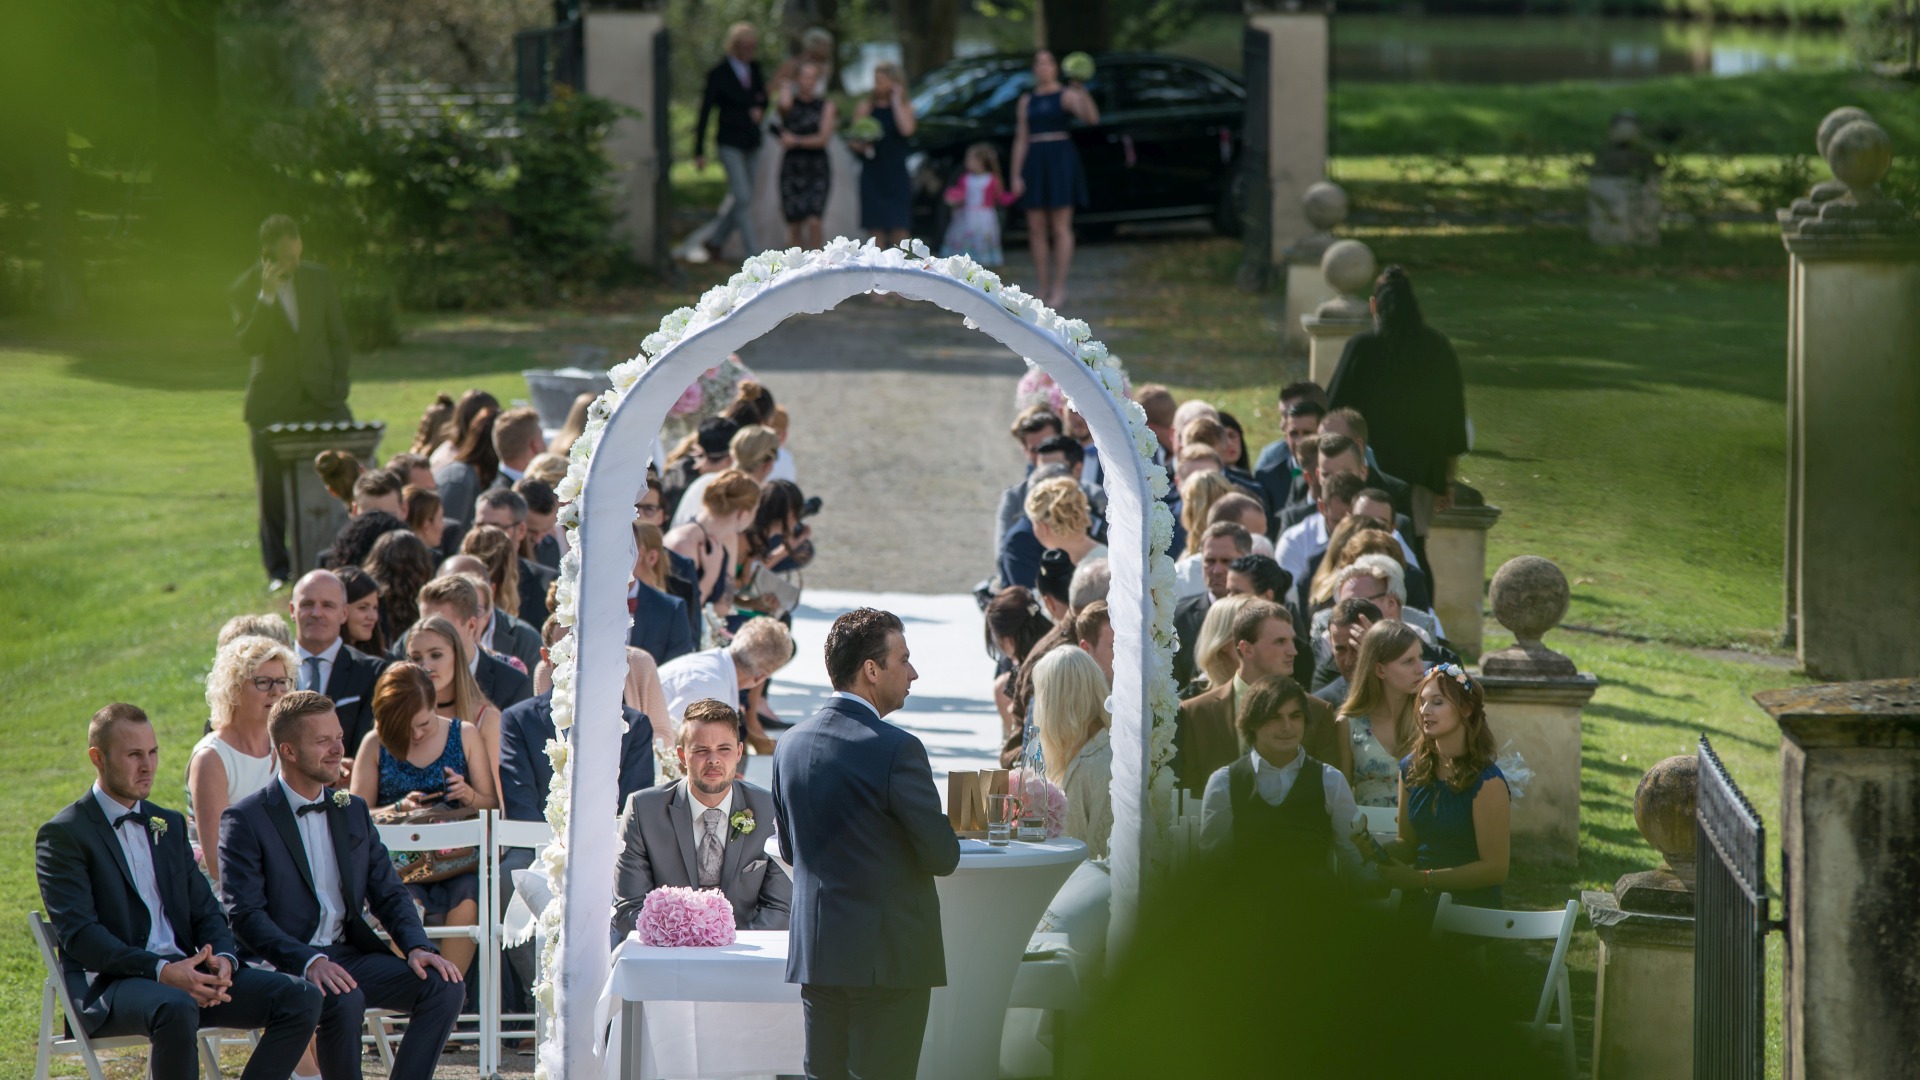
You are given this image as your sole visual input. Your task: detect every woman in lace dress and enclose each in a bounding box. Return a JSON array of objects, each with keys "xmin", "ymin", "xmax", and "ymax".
[{"xmin": 1336, "ymin": 620, "xmax": 1427, "ymax": 807}]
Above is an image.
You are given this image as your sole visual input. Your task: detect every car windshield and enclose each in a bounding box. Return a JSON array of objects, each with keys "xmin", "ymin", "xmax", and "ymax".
[{"xmin": 912, "ymin": 62, "xmax": 1030, "ymax": 121}]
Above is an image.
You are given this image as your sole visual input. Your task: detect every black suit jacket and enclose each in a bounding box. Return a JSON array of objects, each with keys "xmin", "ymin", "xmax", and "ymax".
[
  {"xmin": 695, "ymin": 58, "xmax": 767, "ymax": 155},
  {"xmin": 323, "ymin": 643, "xmax": 388, "ymax": 755},
  {"xmin": 475, "ymin": 648, "xmax": 534, "ymax": 710},
  {"xmin": 218, "ymin": 783, "xmax": 431, "ymax": 974},
  {"xmin": 36, "ymin": 796, "xmax": 238, "ymax": 1032},
  {"xmin": 629, "ymin": 582, "xmax": 695, "ymax": 666},
  {"xmin": 664, "ymin": 551, "xmax": 704, "ymax": 642},
  {"xmin": 1172, "ymin": 592, "xmax": 1210, "ymax": 690},
  {"xmin": 497, "ymin": 691, "xmax": 656, "ymax": 824},
  {"xmin": 229, "ymin": 261, "xmax": 353, "ymax": 427},
  {"xmin": 772, "ymin": 697, "xmax": 961, "ymax": 988},
  {"xmin": 518, "ymin": 557, "xmax": 558, "ymax": 630}
]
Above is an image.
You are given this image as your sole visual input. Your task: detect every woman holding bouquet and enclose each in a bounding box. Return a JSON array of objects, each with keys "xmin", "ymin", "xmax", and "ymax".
[
  {"xmin": 1010, "ymin": 49, "xmax": 1099, "ymax": 309},
  {"xmin": 851, "ymin": 62, "xmax": 916, "ymax": 248}
]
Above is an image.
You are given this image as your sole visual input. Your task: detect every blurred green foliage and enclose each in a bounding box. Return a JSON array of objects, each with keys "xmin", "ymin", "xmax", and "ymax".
[{"xmin": 245, "ymin": 88, "xmax": 631, "ymax": 314}]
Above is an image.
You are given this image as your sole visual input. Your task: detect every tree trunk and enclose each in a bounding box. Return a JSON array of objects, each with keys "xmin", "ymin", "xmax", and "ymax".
[
  {"xmin": 1039, "ymin": 0, "xmax": 1112, "ymax": 55},
  {"xmin": 894, "ymin": 0, "xmax": 959, "ymax": 82}
]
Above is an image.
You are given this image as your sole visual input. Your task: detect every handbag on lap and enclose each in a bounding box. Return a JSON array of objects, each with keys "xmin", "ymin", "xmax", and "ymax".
[{"xmin": 370, "ymin": 802, "xmax": 480, "ymax": 885}]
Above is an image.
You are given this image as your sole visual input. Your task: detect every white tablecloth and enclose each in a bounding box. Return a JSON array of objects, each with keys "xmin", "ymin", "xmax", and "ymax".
[{"xmin": 598, "ymin": 839, "xmax": 1087, "ymax": 1080}]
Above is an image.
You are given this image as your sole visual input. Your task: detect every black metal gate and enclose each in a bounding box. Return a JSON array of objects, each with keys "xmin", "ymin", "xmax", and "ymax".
[
  {"xmin": 1234, "ymin": 25, "xmax": 1271, "ymax": 292},
  {"xmin": 514, "ymin": 16, "xmax": 584, "ymax": 107},
  {"xmin": 1694, "ymin": 735, "xmax": 1772, "ymax": 1080}
]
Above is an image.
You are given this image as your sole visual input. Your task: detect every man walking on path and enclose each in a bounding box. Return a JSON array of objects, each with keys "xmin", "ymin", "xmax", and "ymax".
[{"xmin": 772, "ymin": 608, "xmax": 961, "ymax": 1080}]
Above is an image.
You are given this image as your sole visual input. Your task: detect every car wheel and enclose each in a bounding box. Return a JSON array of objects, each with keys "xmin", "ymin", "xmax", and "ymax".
[{"xmin": 1213, "ymin": 169, "xmax": 1246, "ymax": 238}]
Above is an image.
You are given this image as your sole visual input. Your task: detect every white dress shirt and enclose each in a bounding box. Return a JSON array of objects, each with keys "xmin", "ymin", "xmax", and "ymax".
[
  {"xmin": 278, "ymin": 778, "xmax": 347, "ymax": 969},
  {"xmin": 658, "ymin": 647, "xmax": 739, "ymax": 729},
  {"xmin": 260, "ymin": 277, "xmax": 299, "ymax": 332},
  {"xmin": 90, "ymin": 785, "xmax": 181, "ymax": 971},
  {"xmin": 828, "ymin": 690, "xmax": 882, "ymax": 721},
  {"xmin": 727, "ymin": 55, "xmax": 752, "ymax": 87},
  {"xmin": 297, "ymin": 637, "xmax": 343, "ymax": 693},
  {"xmin": 684, "ymin": 781, "xmax": 737, "ymax": 862},
  {"xmin": 1197, "ymin": 749, "xmax": 1370, "ymax": 885},
  {"xmin": 498, "ymin": 462, "xmax": 525, "ymax": 485}
]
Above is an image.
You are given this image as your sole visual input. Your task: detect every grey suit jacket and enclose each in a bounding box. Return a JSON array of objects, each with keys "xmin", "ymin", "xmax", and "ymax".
[{"xmin": 611, "ymin": 779, "xmax": 791, "ymax": 942}]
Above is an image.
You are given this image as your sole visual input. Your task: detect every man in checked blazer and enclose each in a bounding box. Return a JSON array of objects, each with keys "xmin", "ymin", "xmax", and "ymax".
[{"xmin": 611, "ymin": 699, "xmax": 790, "ymax": 942}]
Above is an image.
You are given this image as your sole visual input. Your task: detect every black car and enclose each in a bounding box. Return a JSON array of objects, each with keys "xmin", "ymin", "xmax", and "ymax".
[{"xmin": 906, "ymin": 51, "xmax": 1247, "ymax": 241}]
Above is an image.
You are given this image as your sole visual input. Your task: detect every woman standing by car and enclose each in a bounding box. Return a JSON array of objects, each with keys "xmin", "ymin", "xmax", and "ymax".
[
  {"xmin": 1010, "ymin": 49, "xmax": 1099, "ymax": 309},
  {"xmin": 851, "ymin": 62, "xmax": 916, "ymax": 249}
]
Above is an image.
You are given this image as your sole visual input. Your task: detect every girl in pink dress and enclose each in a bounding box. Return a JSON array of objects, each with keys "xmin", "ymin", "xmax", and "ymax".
[{"xmin": 940, "ymin": 142, "xmax": 1019, "ymax": 266}]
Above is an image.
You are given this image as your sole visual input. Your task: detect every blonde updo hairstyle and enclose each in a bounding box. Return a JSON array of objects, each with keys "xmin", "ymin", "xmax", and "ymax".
[
  {"xmin": 1024, "ymin": 476, "xmax": 1091, "ymax": 541},
  {"xmin": 207, "ymin": 634, "xmax": 299, "ymax": 732}
]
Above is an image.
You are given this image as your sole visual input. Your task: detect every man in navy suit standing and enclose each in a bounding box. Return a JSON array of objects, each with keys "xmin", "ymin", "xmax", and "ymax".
[
  {"xmin": 772, "ymin": 608, "xmax": 961, "ymax": 1080},
  {"xmin": 36, "ymin": 703, "xmax": 322, "ymax": 1080},
  {"xmin": 218, "ymin": 692, "xmax": 463, "ymax": 1080}
]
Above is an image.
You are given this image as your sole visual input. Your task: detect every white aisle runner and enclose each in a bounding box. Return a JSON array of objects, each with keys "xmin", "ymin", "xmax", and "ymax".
[{"xmin": 747, "ymin": 589, "xmax": 1003, "ymax": 799}]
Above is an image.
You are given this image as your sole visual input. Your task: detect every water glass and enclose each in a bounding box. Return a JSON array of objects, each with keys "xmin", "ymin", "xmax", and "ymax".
[{"xmin": 986, "ymin": 794, "xmax": 1016, "ymax": 846}]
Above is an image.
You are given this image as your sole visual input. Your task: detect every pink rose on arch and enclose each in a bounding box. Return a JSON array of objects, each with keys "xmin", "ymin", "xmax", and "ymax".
[
  {"xmin": 636, "ymin": 885, "xmax": 736, "ymax": 947},
  {"xmin": 668, "ymin": 380, "xmax": 706, "ymax": 417}
]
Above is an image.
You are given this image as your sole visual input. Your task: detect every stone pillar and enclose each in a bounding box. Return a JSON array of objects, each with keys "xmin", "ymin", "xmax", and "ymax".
[
  {"xmin": 1774, "ymin": 105, "xmax": 1877, "ymax": 652},
  {"xmin": 1246, "ymin": 3, "xmax": 1327, "ymax": 262},
  {"xmin": 1302, "ymin": 239, "xmax": 1375, "ymax": 388},
  {"xmin": 263, "ymin": 421, "xmax": 386, "ymax": 575},
  {"xmin": 1583, "ymin": 755, "xmax": 1697, "ymax": 1080},
  {"xmin": 583, "ymin": 2, "xmax": 669, "ymax": 271},
  {"xmin": 1281, "ymin": 181, "xmax": 1347, "ymax": 359},
  {"xmin": 1587, "ymin": 110, "xmax": 1662, "ymax": 248},
  {"xmin": 1477, "ymin": 556, "xmax": 1596, "ymax": 869},
  {"xmin": 1754, "ymin": 679, "xmax": 1920, "ymax": 1080},
  {"xmin": 1425, "ymin": 501, "xmax": 1502, "ymax": 660},
  {"xmin": 523, "ymin": 367, "xmax": 613, "ymax": 432},
  {"xmin": 1778, "ymin": 119, "xmax": 1920, "ymax": 681}
]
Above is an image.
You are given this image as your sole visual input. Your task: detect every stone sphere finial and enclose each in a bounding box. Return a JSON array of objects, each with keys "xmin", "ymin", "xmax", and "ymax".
[
  {"xmin": 1481, "ymin": 555, "xmax": 1578, "ymax": 677},
  {"xmin": 1633, "ymin": 755, "xmax": 1698, "ymax": 886},
  {"xmin": 1827, "ymin": 119, "xmax": 1892, "ymax": 196},
  {"xmin": 1606, "ymin": 109, "xmax": 1641, "ymax": 145},
  {"xmin": 1302, "ymin": 181, "xmax": 1349, "ymax": 232},
  {"xmin": 1816, "ymin": 106, "xmax": 1873, "ymax": 157},
  {"xmin": 1320, "ymin": 239, "xmax": 1376, "ymax": 299}
]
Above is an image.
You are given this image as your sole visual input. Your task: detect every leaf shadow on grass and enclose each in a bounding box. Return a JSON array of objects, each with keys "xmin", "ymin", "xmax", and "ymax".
[
  {"xmin": 1577, "ymin": 751, "xmax": 1644, "ymax": 779},
  {"xmin": 1606, "ymin": 678, "xmax": 1700, "ymax": 704},
  {"xmin": 1586, "ymin": 702, "xmax": 1773, "ymax": 751},
  {"xmin": 1465, "ymin": 448, "xmax": 1543, "ymax": 463}
]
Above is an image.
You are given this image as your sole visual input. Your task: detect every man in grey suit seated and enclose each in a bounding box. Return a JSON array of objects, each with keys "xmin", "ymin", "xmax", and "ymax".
[{"xmin": 611, "ymin": 698, "xmax": 791, "ymax": 940}]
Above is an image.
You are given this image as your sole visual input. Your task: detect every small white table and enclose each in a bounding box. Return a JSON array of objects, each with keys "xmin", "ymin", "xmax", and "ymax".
[{"xmin": 599, "ymin": 838, "xmax": 1087, "ymax": 1080}]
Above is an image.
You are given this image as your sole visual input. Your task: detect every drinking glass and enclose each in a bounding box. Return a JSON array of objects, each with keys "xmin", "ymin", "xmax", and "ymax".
[{"xmin": 986, "ymin": 794, "xmax": 1017, "ymax": 846}]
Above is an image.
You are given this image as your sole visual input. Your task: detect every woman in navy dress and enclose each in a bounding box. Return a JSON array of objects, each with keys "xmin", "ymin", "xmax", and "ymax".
[
  {"xmin": 348, "ymin": 661, "xmax": 498, "ymax": 977},
  {"xmin": 1010, "ymin": 50, "xmax": 1100, "ymax": 309},
  {"xmin": 852, "ymin": 62, "xmax": 917, "ymax": 248},
  {"xmin": 1382, "ymin": 663, "xmax": 1510, "ymax": 910}
]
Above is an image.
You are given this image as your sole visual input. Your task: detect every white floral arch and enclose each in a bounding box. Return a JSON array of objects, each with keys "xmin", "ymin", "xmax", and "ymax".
[{"xmin": 535, "ymin": 240, "xmax": 1180, "ymax": 1079}]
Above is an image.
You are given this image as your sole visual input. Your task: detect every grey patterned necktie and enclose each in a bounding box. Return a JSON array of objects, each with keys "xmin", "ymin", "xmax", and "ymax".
[
  {"xmin": 698, "ymin": 807, "xmax": 725, "ymax": 887},
  {"xmin": 301, "ymin": 656, "xmax": 323, "ymax": 692}
]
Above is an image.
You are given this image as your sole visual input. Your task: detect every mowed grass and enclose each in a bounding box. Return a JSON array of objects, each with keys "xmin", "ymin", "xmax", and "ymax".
[{"xmin": 0, "ymin": 221, "xmax": 1807, "ymax": 1072}]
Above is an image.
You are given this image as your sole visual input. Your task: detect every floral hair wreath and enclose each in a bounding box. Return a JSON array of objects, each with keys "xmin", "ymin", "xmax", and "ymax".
[{"xmin": 1431, "ymin": 662, "xmax": 1474, "ymax": 692}]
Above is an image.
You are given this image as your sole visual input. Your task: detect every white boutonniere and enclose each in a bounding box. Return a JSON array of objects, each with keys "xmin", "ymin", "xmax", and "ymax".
[
  {"xmin": 148, "ymin": 816, "xmax": 167, "ymax": 839},
  {"xmin": 331, "ymin": 789, "xmax": 351, "ymax": 809},
  {"xmin": 729, "ymin": 809, "xmax": 755, "ymax": 839}
]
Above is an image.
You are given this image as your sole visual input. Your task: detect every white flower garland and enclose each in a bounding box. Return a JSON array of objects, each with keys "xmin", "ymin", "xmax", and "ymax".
[{"xmin": 531, "ymin": 237, "xmax": 1180, "ymax": 1078}]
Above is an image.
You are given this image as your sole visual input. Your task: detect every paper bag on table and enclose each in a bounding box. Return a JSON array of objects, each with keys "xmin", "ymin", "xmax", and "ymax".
[{"xmin": 947, "ymin": 770, "xmax": 982, "ymax": 830}]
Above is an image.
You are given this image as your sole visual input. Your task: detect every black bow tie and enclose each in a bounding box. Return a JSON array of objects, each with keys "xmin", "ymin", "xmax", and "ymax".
[
  {"xmin": 112, "ymin": 810, "xmax": 145, "ymax": 830},
  {"xmin": 296, "ymin": 800, "xmax": 331, "ymax": 817}
]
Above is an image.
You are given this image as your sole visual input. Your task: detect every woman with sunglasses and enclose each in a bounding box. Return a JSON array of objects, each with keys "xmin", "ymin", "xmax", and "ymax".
[{"xmin": 186, "ymin": 634, "xmax": 296, "ymax": 883}]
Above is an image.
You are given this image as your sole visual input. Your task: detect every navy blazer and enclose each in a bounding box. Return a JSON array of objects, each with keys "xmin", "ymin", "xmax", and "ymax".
[
  {"xmin": 497, "ymin": 691, "xmax": 657, "ymax": 825},
  {"xmin": 629, "ymin": 582, "xmax": 695, "ymax": 666},
  {"xmin": 218, "ymin": 783, "xmax": 432, "ymax": 974},
  {"xmin": 665, "ymin": 550, "xmax": 703, "ymax": 641},
  {"xmin": 476, "ymin": 648, "xmax": 534, "ymax": 711},
  {"xmin": 771, "ymin": 697, "xmax": 960, "ymax": 988},
  {"xmin": 323, "ymin": 642, "xmax": 388, "ymax": 755},
  {"xmin": 37, "ymin": 796, "xmax": 238, "ymax": 1033},
  {"xmin": 997, "ymin": 516, "xmax": 1043, "ymax": 591},
  {"xmin": 518, "ymin": 557, "xmax": 558, "ymax": 630}
]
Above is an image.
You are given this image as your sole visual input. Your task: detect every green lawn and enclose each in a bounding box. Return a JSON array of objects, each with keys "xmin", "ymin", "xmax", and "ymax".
[{"xmin": 0, "ymin": 218, "xmax": 1807, "ymax": 1073}]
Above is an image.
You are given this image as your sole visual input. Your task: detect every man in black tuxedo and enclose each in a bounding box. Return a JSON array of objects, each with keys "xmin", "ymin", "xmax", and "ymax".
[
  {"xmin": 1173, "ymin": 522, "xmax": 1253, "ymax": 690},
  {"xmin": 219, "ymin": 693, "xmax": 463, "ymax": 1080},
  {"xmin": 36, "ymin": 703, "xmax": 322, "ymax": 1080},
  {"xmin": 417, "ymin": 574, "xmax": 533, "ymax": 709},
  {"xmin": 772, "ymin": 609, "xmax": 961, "ymax": 1080},
  {"xmin": 229, "ymin": 215, "xmax": 354, "ymax": 588},
  {"xmin": 289, "ymin": 570, "xmax": 387, "ymax": 770}
]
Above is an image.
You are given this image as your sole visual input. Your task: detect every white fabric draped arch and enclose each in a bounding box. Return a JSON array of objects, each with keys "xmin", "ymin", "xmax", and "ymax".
[{"xmin": 553, "ymin": 264, "xmax": 1153, "ymax": 1079}]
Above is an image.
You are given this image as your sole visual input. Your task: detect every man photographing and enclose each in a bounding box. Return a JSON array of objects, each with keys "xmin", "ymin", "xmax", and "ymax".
[{"xmin": 230, "ymin": 214, "xmax": 355, "ymax": 590}]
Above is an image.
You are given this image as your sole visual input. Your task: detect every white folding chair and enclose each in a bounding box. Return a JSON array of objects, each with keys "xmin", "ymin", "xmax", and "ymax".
[
  {"xmin": 373, "ymin": 818, "xmax": 496, "ymax": 1076},
  {"xmin": 30, "ymin": 912, "xmax": 255, "ymax": 1080},
  {"xmin": 1429, "ymin": 895, "xmax": 1580, "ymax": 1078},
  {"xmin": 489, "ymin": 812, "xmax": 556, "ymax": 1066}
]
